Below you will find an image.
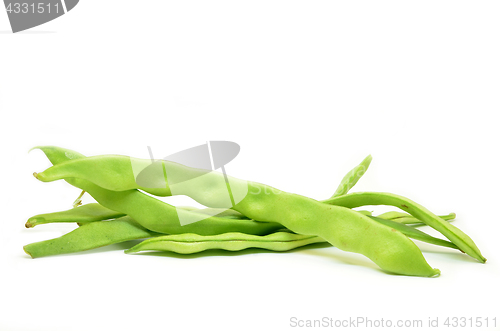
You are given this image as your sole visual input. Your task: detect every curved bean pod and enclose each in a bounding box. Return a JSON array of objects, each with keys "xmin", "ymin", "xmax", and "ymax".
[
  {"xmin": 173, "ymin": 208, "xmax": 458, "ymax": 249},
  {"xmin": 367, "ymin": 216, "xmax": 458, "ymax": 250},
  {"xmin": 125, "ymin": 215, "xmax": 458, "ymax": 255},
  {"xmin": 377, "ymin": 211, "xmax": 420, "ymax": 221},
  {"xmin": 125, "ymin": 232, "xmax": 325, "ymax": 254},
  {"xmin": 330, "ymin": 157, "xmax": 456, "ymax": 227},
  {"xmin": 223, "ymin": 184, "xmax": 442, "ymax": 276},
  {"xmin": 331, "ymin": 155, "xmax": 372, "ymax": 198},
  {"xmin": 33, "ymin": 152, "xmax": 455, "ymax": 232},
  {"xmin": 33, "ymin": 153, "xmax": 451, "ymax": 226},
  {"xmin": 393, "ymin": 216, "xmax": 455, "ymax": 227},
  {"xmin": 35, "ymin": 155, "xmax": 170, "ymax": 194},
  {"xmin": 32, "ymin": 147, "xmax": 286, "ymax": 236},
  {"xmin": 173, "ymin": 207, "xmax": 458, "ymax": 250},
  {"xmin": 35, "ymin": 155, "xmax": 440, "ymax": 276},
  {"xmin": 323, "ymin": 192, "xmax": 485, "ymax": 262},
  {"xmin": 24, "ymin": 216, "xmax": 159, "ymax": 258},
  {"xmin": 25, "ymin": 203, "xmax": 125, "ymax": 228},
  {"xmin": 377, "ymin": 211, "xmax": 456, "ymax": 224}
]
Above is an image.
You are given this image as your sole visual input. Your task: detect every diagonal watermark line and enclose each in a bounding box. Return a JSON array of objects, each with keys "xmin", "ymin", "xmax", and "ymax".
[{"xmin": 61, "ymin": 0, "xmax": 68, "ymax": 13}]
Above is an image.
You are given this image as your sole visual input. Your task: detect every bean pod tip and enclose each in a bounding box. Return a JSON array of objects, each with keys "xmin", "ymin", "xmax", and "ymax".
[
  {"xmin": 23, "ymin": 246, "xmax": 34, "ymax": 259},
  {"xmin": 431, "ymin": 269, "xmax": 441, "ymax": 277}
]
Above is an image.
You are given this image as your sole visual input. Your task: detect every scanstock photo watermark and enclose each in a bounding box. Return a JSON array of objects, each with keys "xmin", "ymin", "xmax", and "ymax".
[
  {"xmin": 3, "ymin": 0, "xmax": 79, "ymax": 33},
  {"xmin": 289, "ymin": 316, "xmax": 497, "ymax": 328}
]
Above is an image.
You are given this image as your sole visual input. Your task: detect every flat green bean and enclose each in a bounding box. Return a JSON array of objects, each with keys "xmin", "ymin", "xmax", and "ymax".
[
  {"xmin": 323, "ymin": 192, "xmax": 485, "ymax": 262},
  {"xmin": 32, "ymin": 151, "xmax": 451, "ymax": 228},
  {"xmin": 377, "ymin": 211, "xmax": 456, "ymax": 224},
  {"xmin": 35, "ymin": 154, "xmax": 441, "ymax": 276},
  {"xmin": 32, "ymin": 147, "xmax": 286, "ymax": 236},
  {"xmin": 368, "ymin": 216, "xmax": 458, "ymax": 250},
  {"xmin": 329, "ymin": 156, "xmax": 456, "ymax": 227},
  {"xmin": 124, "ymin": 215, "xmax": 459, "ymax": 255},
  {"xmin": 331, "ymin": 155, "xmax": 372, "ymax": 198},
  {"xmin": 125, "ymin": 232, "xmax": 325, "ymax": 254},
  {"xmin": 24, "ymin": 216, "xmax": 159, "ymax": 258},
  {"xmin": 25, "ymin": 203, "xmax": 125, "ymax": 228}
]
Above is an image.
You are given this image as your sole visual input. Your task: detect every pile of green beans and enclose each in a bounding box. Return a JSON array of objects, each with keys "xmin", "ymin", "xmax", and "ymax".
[{"xmin": 24, "ymin": 146, "xmax": 486, "ymax": 277}]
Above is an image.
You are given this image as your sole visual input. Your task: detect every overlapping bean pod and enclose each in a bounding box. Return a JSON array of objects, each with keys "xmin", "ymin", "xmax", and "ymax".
[
  {"xmin": 28, "ymin": 147, "xmax": 376, "ymax": 258},
  {"xmin": 31, "ymin": 146, "xmax": 285, "ymax": 236},
  {"xmin": 35, "ymin": 152, "xmax": 483, "ymax": 262},
  {"xmin": 24, "ymin": 216, "xmax": 160, "ymax": 258},
  {"xmin": 33, "ymin": 152, "xmax": 451, "ymax": 276},
  {"xmin": 27, "ymin": 146, "xmax": 484, "ymax": 277},
  {"xmin": 25, "ymin": 202, "xmax": 458, "ymax": 256}
]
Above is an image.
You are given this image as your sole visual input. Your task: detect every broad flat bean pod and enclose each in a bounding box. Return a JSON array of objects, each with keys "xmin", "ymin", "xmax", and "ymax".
[
  {"xmin": 31, "ymin": 147, "xmax": 286, "ymax": 236},
  {"xmin": 32, "ymin": 148, "xmax": 453, "ymax": 228},
  {"xmin": 25, "ymin": 203, "xmax": 125, "ymax": 228},
  {"xmin": 34, "ymin": 154, "xmax": 442, "ymax": 276},
  {"xmin": 331, "ymin": 155, "xmax": 373, "ymax": 198},
  {"xmin": 125, "ymin": 232, "xmax": 326, "ymax": 255},
  {"xmin": 27, "ymin": 149, "xmax": 463, "ymax": 264},
  {"xmin": 322, "ymin": 192, "xmax": 485, "ymax": 262},
  {"xmin": 374, "ymin": 211, "xmax": 456, "ymax": 225},
  {"xmin": 25, "ymin": 152, "xmax": 459, "ymax": 259},
  {"xmin": 24, "ymin": 216, "xmax": 159, "ymax": 258},
  {"xmin": 366, "ymin": 216, "xmax": 458, "ymax": 250},
  {"xmin": 25, "ymin": 201, "xmax": 458, "ymax": 256},
  {"xmin": 124, "ymin": 214, "xmax": 459, "ymax": 255}
]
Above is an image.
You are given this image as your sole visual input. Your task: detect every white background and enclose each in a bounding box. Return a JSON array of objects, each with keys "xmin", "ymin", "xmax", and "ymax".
[{"xmin": 1, "ymin": 1, "xmax": 499, "ymax": 330}]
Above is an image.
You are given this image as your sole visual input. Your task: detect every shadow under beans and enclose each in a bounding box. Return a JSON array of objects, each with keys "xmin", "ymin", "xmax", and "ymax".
[{"xmin": 298, "ymin": 247, "xmax": 381, "ymax": 273}]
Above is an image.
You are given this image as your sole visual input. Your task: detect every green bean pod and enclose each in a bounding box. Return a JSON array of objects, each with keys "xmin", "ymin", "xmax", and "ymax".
[
  {"xmin": 32, "ymin": 147, "xmax": 286, "ymax": 236},
  {"xmin": 323, "ymin": 192, "xmax": 485, "ymax": 262},
  {"xmin": 125, "ymin": 232, "xmax": 325, "ymax": 254},
  {"xmin": 377, "ymin": 211, "xmax": 456, "ymax": 224},
  {"xmin": 25, "ymin": 203, "xmax": 125, "ymax": 228},
  {"xmin": 331, "ymin": 155, "xmax": 372, "ymax": 198},
  {"xmin": 23, "ymin": 216, "xmax": 159, "ymax": 258},
  {"xmin": 377, "ymin": 211, "xmax": 420, "ymax": 220},
  {"xmin": 31, "ymin": 153, "xmax": 448, "ymax": 228},
  {"xmin": 34, "ymin": 154, "xmax": 441, "ymax": 276},
  {"xmin": 25, "ymin": 201, "xmax": 459, "ymax": 252},
  {"xmin": 368, "ymin": 216, "xmax": 458, "ymax": 250},
  {"xmin": 236, "ymin": 190, "xmax": 441, "ymax": 276},
  {"xmin": 126, "ymin": 215, "xmax": 458, "ymax": 255},
  {"xmin": 330, "ymin": 156, "xmax": 456, "ymax": 227}
]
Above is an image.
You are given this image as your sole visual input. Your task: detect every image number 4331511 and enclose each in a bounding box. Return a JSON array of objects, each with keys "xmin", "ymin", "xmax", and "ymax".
[{"xmin": 3, "ymin": 0, "xmax": 79, "ymax": 33}]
